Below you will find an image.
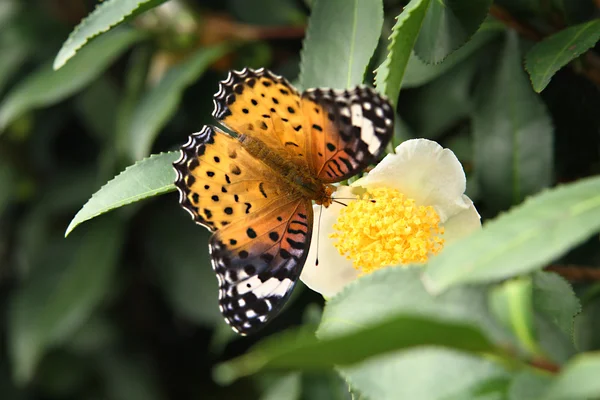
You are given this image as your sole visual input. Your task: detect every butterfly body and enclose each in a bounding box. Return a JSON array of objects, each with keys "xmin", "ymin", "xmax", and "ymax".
[
  {"xmin": 238, "ymin": 133, "xmax": 335, "ymax": 206},
  {"xmin": 174, "ymin": 68, "xmax": 394, "ymax": 335}
]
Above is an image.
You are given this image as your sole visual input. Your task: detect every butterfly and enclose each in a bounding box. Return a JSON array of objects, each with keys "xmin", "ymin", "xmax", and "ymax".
[{"xmin": 173, "ymin": 68, "xmax": 394, "ymax": 335}]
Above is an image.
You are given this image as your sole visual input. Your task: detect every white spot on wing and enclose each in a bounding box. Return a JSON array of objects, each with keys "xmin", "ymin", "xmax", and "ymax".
[
  {"xmin": 362, "ymin": 121, "xmax": 380, "ymax": 154},
  {"xmin": 236, "ymin": 276, "xmax": 261, "ymax": 295},
  {"xmin": 236, "ymin": 277, "xmax": 294, "ymax": 298},
  {"xmin": 349, "ymin": 103, "xmax": 382, "ymax": 154},
  {"xmin": 271, "ymin": 279, "xmax": 294, "ymax": 298}
]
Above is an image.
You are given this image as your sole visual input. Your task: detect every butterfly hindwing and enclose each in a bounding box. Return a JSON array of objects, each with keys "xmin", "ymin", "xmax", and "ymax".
[
  {"xmin": 301, "ymin": 86, "xmax": 394, "ymax": 183},
  {"xmin": 209, "ymin": 197, "xmax": 313, "ymax": 335}
]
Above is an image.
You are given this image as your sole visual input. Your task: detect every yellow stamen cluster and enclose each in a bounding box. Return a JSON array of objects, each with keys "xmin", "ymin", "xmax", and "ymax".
[{"xmin": 330, "ymin": 187, "xmax": 444, "ymax": 274}]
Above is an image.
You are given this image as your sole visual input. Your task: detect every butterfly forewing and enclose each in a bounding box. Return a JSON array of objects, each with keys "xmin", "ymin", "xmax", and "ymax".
[
  {"xmin": 213, "ymin": 68, "xmax": 310, "ymax": 172},
  {"xmin": 173, "ymin": 126, "xmax": 290, "ymax": 231}
]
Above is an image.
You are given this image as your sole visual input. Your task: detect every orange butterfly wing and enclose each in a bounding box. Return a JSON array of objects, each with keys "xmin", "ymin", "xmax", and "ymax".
[
  {"xmin": 213, "ymin": 68, "xmax": 310, "ymax": 172},
  {"xmin": 174, "ymin": 126, "xmax": 290, "ymax": 231},
  {"xmin": 213, "ymin": 68, "xmax": 394, "ymax": 183},
  {"xmin": 175, "ymin": 68, "xmax": 394, "ymax": 335}
]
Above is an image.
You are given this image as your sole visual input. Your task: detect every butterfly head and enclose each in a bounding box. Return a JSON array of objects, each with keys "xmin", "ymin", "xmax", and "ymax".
[{"xmin": 314, "ymin": 184, "xmax": 337, "ymax": 208}]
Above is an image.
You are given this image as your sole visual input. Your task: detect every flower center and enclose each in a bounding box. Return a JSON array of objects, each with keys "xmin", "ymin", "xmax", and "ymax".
[{"xmin": 330, "ymin": 187, "xmax": 445, "ymax": 274}]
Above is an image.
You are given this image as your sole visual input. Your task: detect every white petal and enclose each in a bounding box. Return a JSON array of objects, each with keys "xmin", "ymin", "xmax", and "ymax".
[
  {"xmin": 354, "ymin": 139, "xmax": 469, "ymax": 222},
  {"xmin": 441, "ymin": 195, "xmax": 481, "ymax": 244},
  {"xmin": 301, "ymin": 187, "xmax": 359, "ymax": 298}
]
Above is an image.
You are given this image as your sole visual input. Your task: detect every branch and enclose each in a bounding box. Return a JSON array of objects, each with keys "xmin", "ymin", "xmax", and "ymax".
[
  {"xmin": 544, "ymin": 265, "xmax": 600, "ymax": 282},
  {"xmin": 489, "ymin": 5, "xmax": 543, "ymax": 41},
  {"xmin": 529, "ymin": 357, "xmax": 561, "ymax": 373}
]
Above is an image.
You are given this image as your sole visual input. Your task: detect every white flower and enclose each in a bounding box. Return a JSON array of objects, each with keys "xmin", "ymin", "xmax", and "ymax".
[{"xmin": 300, "ymin": 139, "xmax": 481, "ymax": 298}]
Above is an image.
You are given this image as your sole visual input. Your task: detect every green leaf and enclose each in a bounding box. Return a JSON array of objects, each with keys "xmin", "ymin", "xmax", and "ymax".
[
  {"xmin": 574, "ymin": 296, "xmax": 600, "ymax": 352},
  {"xmin": 532, "ymin": 271, "xmax": 581, "ymax": 338},
  {"xmin": 414, "ymin": 0, "xmax": 492, "ymax": 64},
  {"xmin": 301, "ymin": 372, "xmax": 351, "ymax": 400},
  {"xmin": 299, "ymin": 0, "xmax": 383, "ymax": 90},
  {"xmin": 53, "ymin": 0, "xmax": 167, "ymax": 70},
  {"xmin": 472, "ymin": 30, "xmax": 553, "ymax": 211},
  {"xmin": 489, "ymin": 277, "xmax": 542, "ymax": 357},
  {"xmin": 375, "ymin": 0, "xmax": 431, "ymax": 107},
  {"xmin": 214, "ymin": 315, "xmax": 496, "ymax": 384},
  {"xmin": 507, "ymin": 371, "xmax": 554, "ymax": 400},
  {"xmin": 0, "ymin": 35, "xmax": 27, "ymax": 95},
  {"xmin": 318, "ymin": 268, "xmax": 509, "ymax": 345},
  {"xmin": 8, "ymin": 217, "xmax": 124, "ymax": 384},
  {"xmin": 543, "ymin": 352, "xmax": 600, "ymax": 400},
  {"xmin": 127, "ymin": 45, "xmax": 230, "ymax": 160},
  {"xmin": 65, "ymin": 152, "xmax": 178, "ymax": 236},
  {"xmin": 402, "ymin": 19, "xmax": 503, "ymax": 88},
  {"xmin": 525, "ymin": 19, "xmax": 600, "ymax": 93},
  {"xmin": 534, "ymin": 314, "xmax": 575, "ymax": 364},
  {"xmin": 423, "ymin": 175, "xmax": 600, "ymax": 293},
  {"xmin": 0, "ymin": 28, "xmax": 143, "ymax": 132},
  {"xmin": 260, "ymin": 373, "xmax": 301, "ymax": 400},
  {"xmin": 0, "ymin": 0, "xmax": 18, "ymax": 26},
  {"xmin": 341, "ymin": 348, "xmax": 510, "ymax": 400}
]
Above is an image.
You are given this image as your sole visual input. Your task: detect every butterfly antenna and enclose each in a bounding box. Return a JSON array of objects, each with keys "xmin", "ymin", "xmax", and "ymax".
[
  {"xmin": 316, "ymin": 205, "xmax": 324, "ymax": 266},
  {"xmin": 332, "ymin": 196, "xmax": 376, "ymax": 203},
  {"xmin": 332, "ymin": 200, "xmax": 348, "ymax": 207}
]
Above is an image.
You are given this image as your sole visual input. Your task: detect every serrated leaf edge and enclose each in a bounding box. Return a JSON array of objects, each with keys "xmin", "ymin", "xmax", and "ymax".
[
  {"xmin": 374, "ymin": 0, "xmax": 432, "ymax": 105},
  {"xmin": 412, "ymin": 0, "xmax": 493, "ymax": 65},
  {"xmin": 54, "ymin": 0, "xmax": 157, "ymax": 70},
  {"xmin": 65, "ymin": 151, "xmax": 177, "ymax": 236},
  {"xmin": 524, "ymin": 19, "xmax": 600, "ymax": 93}
]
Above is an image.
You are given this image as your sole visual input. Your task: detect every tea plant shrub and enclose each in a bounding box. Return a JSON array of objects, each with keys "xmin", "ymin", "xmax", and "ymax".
[{"xmin": 1, "ymin": 0, "xmax": 599, "ymax": 399}]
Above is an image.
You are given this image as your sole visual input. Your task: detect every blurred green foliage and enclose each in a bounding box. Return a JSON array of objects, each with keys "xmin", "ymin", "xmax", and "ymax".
[{"xmin": 1, "ymin": 0, "xmax": 600, "ymax": 399}]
